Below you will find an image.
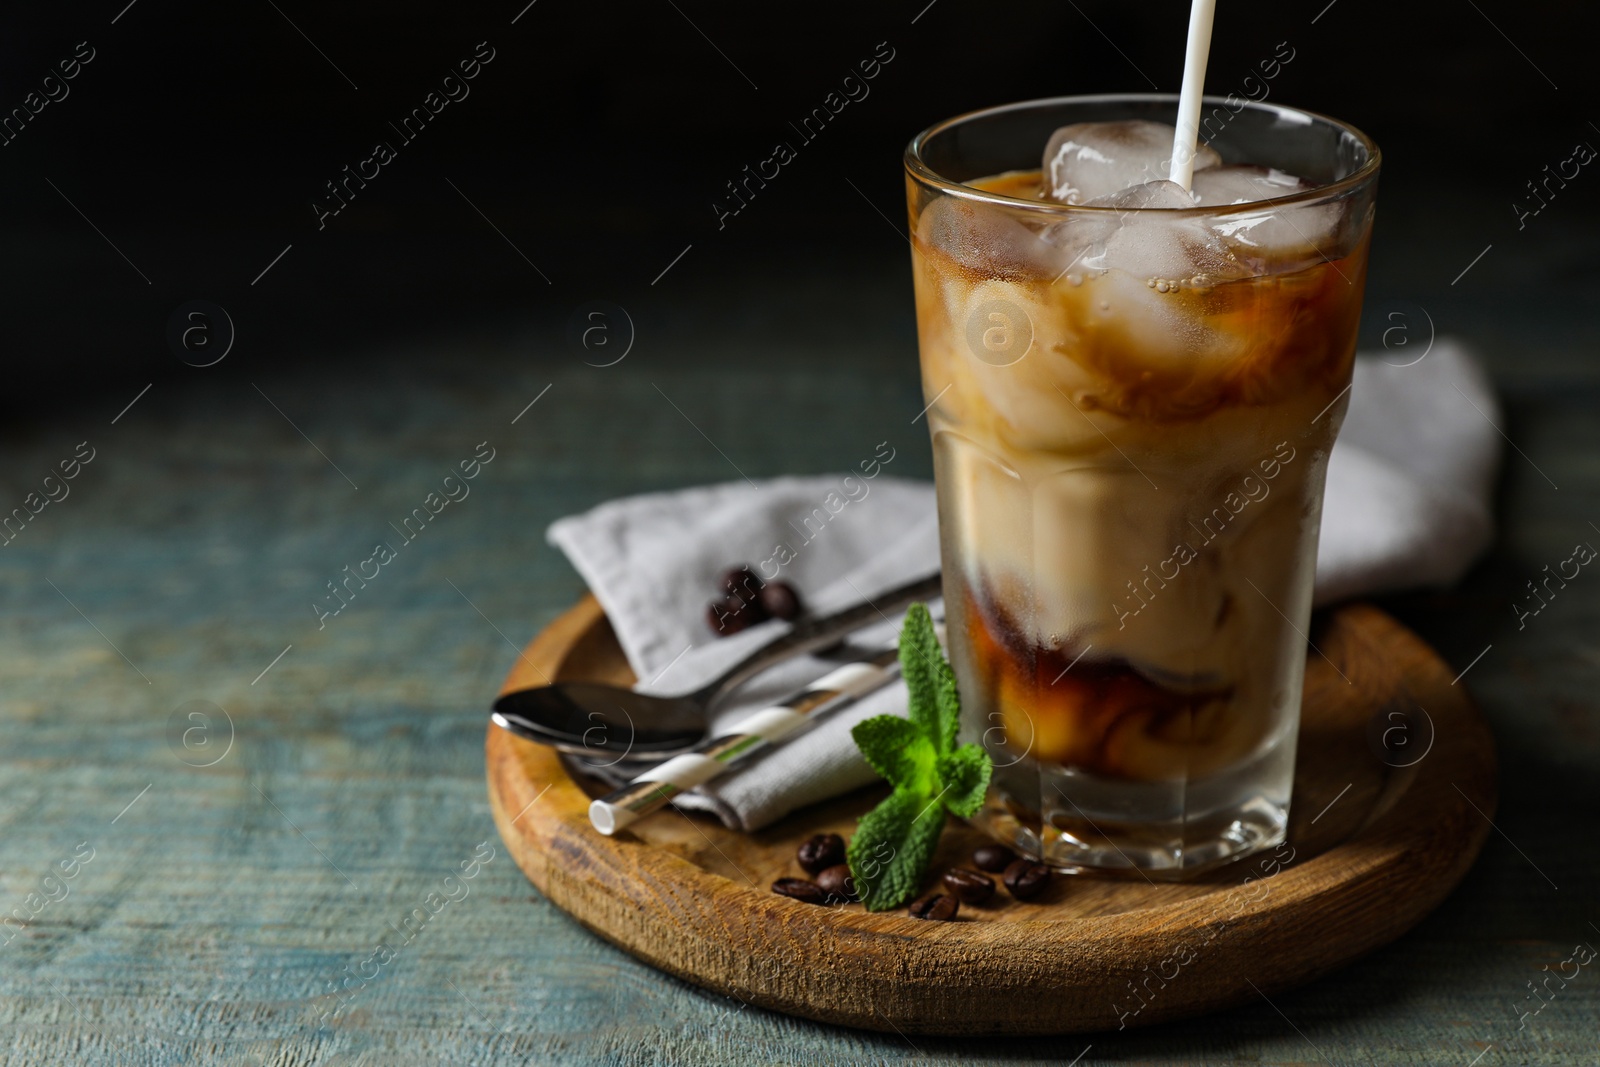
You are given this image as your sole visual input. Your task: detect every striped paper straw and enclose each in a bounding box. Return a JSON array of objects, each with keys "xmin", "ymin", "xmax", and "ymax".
[{"xmin": 589, "ymin": 646, "xmax": 900, "ymax": 836}]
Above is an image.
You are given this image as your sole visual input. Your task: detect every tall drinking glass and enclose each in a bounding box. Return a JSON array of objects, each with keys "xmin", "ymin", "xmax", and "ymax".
[{"xmin": 905, "ymin": 95, "xmax": 1379, "ymax": 876}]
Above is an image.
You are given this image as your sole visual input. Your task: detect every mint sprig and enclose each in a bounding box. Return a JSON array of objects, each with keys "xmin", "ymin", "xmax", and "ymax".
[{"xmin": 846, "ymin": 603, "xmax": 992, "ymax": 911}]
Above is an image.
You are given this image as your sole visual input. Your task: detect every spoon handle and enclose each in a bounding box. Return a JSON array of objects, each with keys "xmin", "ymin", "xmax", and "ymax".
[
  {"xmin": 697, "ymin": 571, "xmax": 941, "ymax": 703},
  {"xmin": 590, "ymin": 646, "xmax": 901, "ymax": 836}
]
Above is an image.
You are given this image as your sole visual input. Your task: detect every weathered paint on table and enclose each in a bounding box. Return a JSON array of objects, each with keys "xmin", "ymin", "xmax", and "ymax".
[{"xmin": 1, "ymin": 256, "xmax": 1597, "ymax": 1064}]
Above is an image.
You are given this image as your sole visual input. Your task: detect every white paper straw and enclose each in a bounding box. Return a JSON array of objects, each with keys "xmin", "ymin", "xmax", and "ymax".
[
  {"xmin": 1169, "ymin": 0, "xmax": 1218, "ymax": 191},
  {"xmin": 589, "ymin": 655, "xmax": 899, "ymax": 836}
]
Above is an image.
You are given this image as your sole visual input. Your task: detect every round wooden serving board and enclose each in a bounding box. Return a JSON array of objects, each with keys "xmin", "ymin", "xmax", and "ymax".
[{"xmin": 486, "ymin": 597, "xmax": 1497, "ymax": 1035}]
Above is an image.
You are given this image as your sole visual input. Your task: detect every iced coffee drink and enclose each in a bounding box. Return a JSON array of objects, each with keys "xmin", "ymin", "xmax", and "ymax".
[{"xmin": 906, "ymin": 97, "xmax": 1379, "ymax": 874}]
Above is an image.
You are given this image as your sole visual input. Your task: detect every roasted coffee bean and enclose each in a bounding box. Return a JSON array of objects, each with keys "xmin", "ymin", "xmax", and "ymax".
[
  {"xmin": 721, "ymin": 564, "xmax": 765, "ymax": 599},
  {"xmin": 758, "ymin": 581, "xmax": 802, "ymax": 621},
  {"xmin": 972, "ymin": 844, "xmax": 1017, "ymax": 873},
  {"xmin": 909, "ymin": 893, "xmax": 959, "ymax": 921},
  {"xmin": 796, "ymin": 832, "xmax": 846, "ymax": 875},
  {"xmin": 1003, "ymin": 859, "xmax": 1051, "ymax": 901},
  {"xmin": 771, "ymin": 878, "xmax": 828, "ymax": 905},
  {"xmin": 816, "ymin": 864, "xmax": 858, "ymax": 902},
  {"xmin": 706, "ymin": 596, "xmax": 755, "ymax": 637},
  {"xmin": 941, "ymin": 867, "xmax": 995, "ymax": 905},
  {"xmin": 718, "ymin": 564, "xmax": 769, "ymax": 623}
]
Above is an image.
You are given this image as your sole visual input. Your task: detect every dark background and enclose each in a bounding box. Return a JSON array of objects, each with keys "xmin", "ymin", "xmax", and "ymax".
[{"xmin": 2, "ymin": 0, "xmax": 1596, "ymax": 410}]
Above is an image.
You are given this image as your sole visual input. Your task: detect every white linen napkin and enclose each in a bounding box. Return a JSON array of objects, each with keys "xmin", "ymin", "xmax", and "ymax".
[{"xmin": 546, "ymin": 341, "xmax": 1500, "ymax": 831}]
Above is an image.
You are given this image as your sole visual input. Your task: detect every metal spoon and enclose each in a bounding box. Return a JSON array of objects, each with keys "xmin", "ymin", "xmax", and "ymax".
[{"xmin": 490, "ymin": 571, "xmax": 940, "ymax": 757}]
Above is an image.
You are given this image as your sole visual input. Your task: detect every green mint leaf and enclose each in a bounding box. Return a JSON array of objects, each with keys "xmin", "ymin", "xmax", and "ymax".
[
  {"xmin": 850, "ymin": 715, "xmax": 936, "ymax": 794},
  {"xmin": 932, "ymin": 652, "xmax": 960, "ymax": 757},
  {"xmin": 935, "ymin": 743, "xmax": 992, "ymax": 819},
  {"xmin": 846, "ymin": 601, "xmax": 994, "ymax": 911},
  {"xmin": 898, "ymin": 603, "xmax": 959, "ymax": 755},
  {"xmin": 897, "ymin": 603, "xmax": 938, "ymax": 739},
  {"xmin": 846, "ymin": 786, "xmax": 948, "ymax": 911}
]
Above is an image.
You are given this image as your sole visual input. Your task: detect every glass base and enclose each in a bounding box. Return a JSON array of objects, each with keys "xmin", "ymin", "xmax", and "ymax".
[{"xmin": 972, "ymin": 742, "xmax": 1292, "ymax": 879}]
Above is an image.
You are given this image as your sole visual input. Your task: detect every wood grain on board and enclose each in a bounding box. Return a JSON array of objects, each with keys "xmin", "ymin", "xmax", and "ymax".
[{"xmin": 487, "ymin": 595, "xmax": 1497, "ymax": 1035}]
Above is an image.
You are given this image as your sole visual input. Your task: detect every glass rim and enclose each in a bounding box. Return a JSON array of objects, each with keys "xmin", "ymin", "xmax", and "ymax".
[{"xmin": 904, "ymin": 92, "xmax": 1382, "ymax": 217}]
